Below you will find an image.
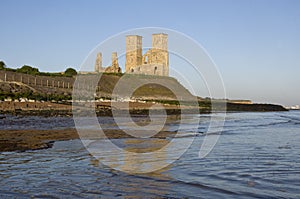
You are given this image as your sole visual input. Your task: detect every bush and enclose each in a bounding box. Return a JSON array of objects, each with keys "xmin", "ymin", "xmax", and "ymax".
[
  {"xmin": 16, "ymin": 65, "xmax": 40, "ymax": 75},
  {"xmin": 64, "ymin": 68, "xmax": 77, "ymax": 77},
  {"xmin": 0, "ymin": 61, "xmax": 6, "ymax": 70}
]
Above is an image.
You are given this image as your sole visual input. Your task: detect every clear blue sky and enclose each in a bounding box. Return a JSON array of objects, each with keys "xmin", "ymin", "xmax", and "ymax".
[{"xmin": 1, "ymin": 0, "xmax": 299, "ymax": 106}]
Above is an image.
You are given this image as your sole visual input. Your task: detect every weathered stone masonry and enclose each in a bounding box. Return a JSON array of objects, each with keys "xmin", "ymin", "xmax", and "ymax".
[{"xmin": 95, "ymin": 33, "xmax": 169, "ymax": 76}]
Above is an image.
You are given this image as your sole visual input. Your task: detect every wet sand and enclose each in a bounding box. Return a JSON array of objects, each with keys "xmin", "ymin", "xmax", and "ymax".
[
  {"xmin": 0, "ymin": 101, "xmax": 287, "ymax": 152},
  {"xmin": 0, "ymin": 128, "xmax": 177, "ymax": 152},
  {"xmin": 0, "ymin": 128, "xmax": 78, "ymax": 152}
]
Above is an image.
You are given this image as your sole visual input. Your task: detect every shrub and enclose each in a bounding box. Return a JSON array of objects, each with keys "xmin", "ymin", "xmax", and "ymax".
[
  {"xmin": 64, "ymin": 68, "xmax": 77, "ymax": 77},
  {"xmin": 16, "ymin": 65, "xmax": 40, "ymax": 75}
]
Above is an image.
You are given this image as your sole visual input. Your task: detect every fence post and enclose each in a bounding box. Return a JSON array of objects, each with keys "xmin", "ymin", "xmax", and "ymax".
[
  {"xmin": 4, "ymin": 73, "xmax": 6, "ymax": 82},
  {"xmin": 47, "ymin": 79, "xmax": 48, "ymax": 87}
]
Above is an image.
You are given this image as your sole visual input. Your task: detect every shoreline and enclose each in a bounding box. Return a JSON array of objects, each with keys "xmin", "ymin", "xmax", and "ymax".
[
  {"xmin": 0, "ymin": 101, "xmax": 288, "ymax": 152},
  {"xmin": 0, "ymin": 101, "xmax": 288, "ymax": 117}
]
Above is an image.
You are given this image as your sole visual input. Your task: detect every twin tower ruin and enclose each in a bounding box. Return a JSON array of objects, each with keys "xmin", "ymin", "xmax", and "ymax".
[{"xmin": 94, "ymin": 33, "xmax": 169, "ymax": 76}]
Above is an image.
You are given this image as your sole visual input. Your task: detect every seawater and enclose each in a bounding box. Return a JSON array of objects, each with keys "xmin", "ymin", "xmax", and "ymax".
[{"xmin": 0, "ymin": 111, "xmax": 299, "ymax": 198}]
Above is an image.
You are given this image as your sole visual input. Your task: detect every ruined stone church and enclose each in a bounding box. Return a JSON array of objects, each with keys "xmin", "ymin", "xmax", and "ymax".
[{"xmin": 94, "ymin": 33, "xmax": 169, "ymax": 76}]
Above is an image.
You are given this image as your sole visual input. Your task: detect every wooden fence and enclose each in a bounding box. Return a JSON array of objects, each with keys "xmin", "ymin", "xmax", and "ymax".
[{"xmin": 0, "ymin": 70, "xmax": 102, "ymax": 92}]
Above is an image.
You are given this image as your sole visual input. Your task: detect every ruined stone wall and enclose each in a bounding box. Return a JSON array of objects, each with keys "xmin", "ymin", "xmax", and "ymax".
[
  {"xmin": 105, "ymin": 52, "xmax": 122, "ymax": 73},
  {"xmin": 96, "ymin": 33, "xmax": 169, "ymax": 76},
  {"xmin": 94, "ymin": 52, "xmax": 105, "ymax": 73},
  {"xmin": 111, "ymin": 52, "xmax": 119, "ymax": 68},
  {"xmin": 126, "ymin": 64, "xmax": 167, "ymax": 76},
  {"xmin": 125, "ymin": 33, "xmax": 169, "ymax": 76}
]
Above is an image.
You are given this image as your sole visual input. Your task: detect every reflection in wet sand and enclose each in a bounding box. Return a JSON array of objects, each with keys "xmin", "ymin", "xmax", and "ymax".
[
  {"xmin": 88, "ymin": 139, "xmax": 172, "ymax": 198},
  {"xmin": 121, "ymin": 139, "xmax": 169, "ymax": 172}
]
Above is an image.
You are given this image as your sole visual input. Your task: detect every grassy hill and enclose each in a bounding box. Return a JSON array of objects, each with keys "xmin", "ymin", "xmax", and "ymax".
[
  {"xmin": 0, "ymin": 70, "xmax": 194, "ymax": 101},
  {"xmin": 0, "ymin": 70, "xmax": 287, "ymax": 113}
]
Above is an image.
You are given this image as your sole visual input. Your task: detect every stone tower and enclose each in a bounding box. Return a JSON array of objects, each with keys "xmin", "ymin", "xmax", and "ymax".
[
  {"xmin": 94, "ymin": 52, "xmax": 102, "ymax": 72},
  {"xmin": 125, "ymin": 35, "xmax": 142, "ymax": 72},
  {"xmin": 151, "ymin": 33, "xmax": 169, "ymax": 76}
]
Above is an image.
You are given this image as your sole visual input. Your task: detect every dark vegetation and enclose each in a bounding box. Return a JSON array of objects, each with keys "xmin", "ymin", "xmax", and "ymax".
[
  {"xmin": 64, "ymin": 68, "xmax": 77, "ymax": 77},
  {"xmin": 0, "ymin": 84, "xmax": 72, "ymax": 102},
  {"xmin": 0, "ymin": 60, "xmax": 77, "ymax": 77}
]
